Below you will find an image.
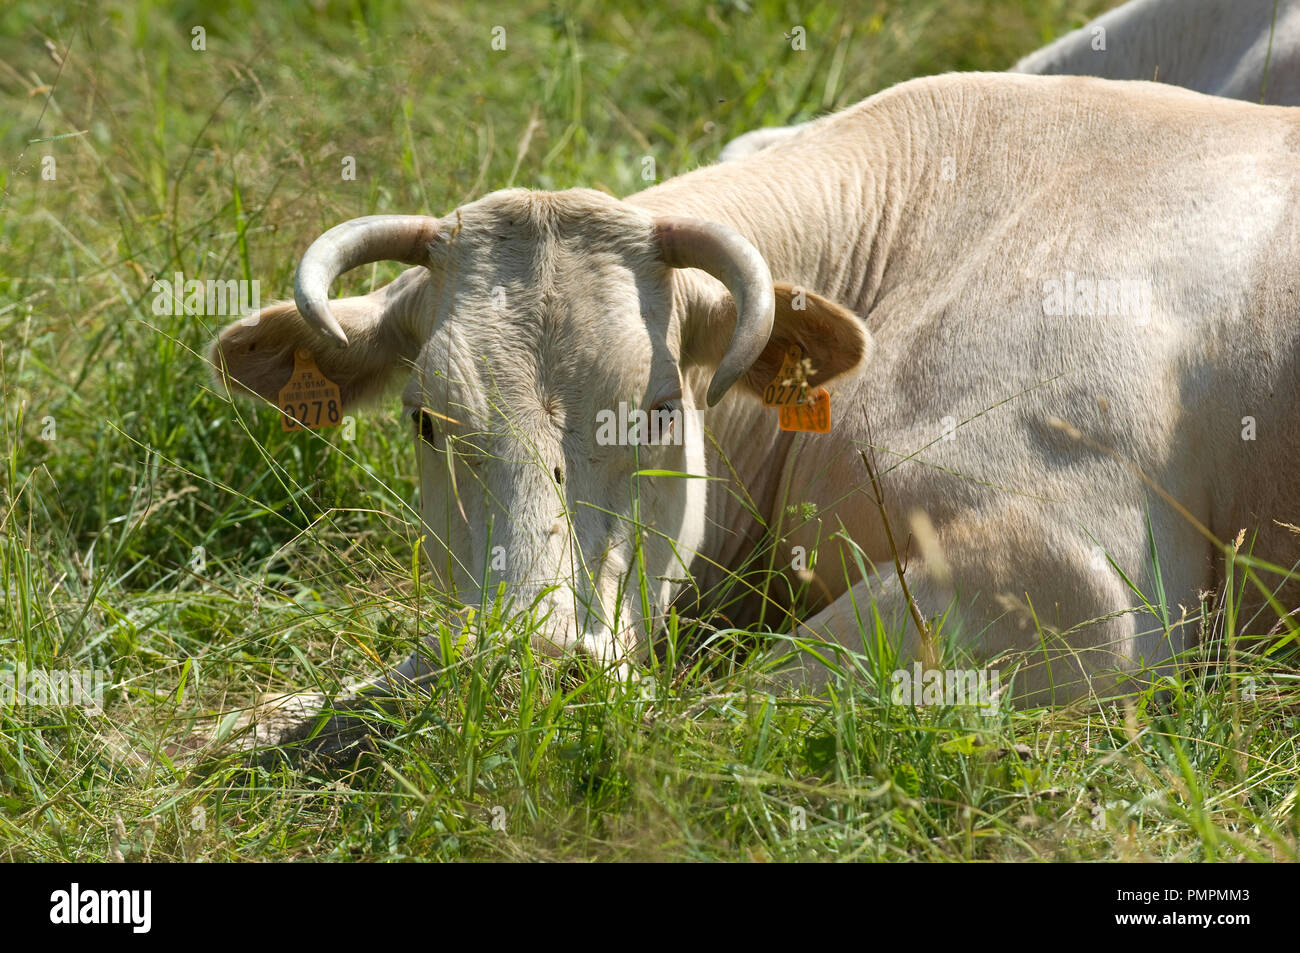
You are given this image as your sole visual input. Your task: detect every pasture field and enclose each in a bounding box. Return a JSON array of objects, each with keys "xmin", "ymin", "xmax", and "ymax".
[{"xmin": 2, "ymin": 0, "xmax": 1297, "ymax": 863}]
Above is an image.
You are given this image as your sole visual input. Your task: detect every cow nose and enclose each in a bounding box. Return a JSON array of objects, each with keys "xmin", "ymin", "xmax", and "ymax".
[
  {"xmin": 525, "ymin": 599, "xmax": 619, "ymax": 663},
  {"xmin": 523, "ymin": 595, "xmax": 580, "ymax": 656}
]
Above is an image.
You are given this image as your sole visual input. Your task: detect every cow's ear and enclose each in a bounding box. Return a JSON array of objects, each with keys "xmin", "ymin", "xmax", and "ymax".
[
  {"xmin": 208, "ymin": 294, "xmax": 413, "ymax": 409},
  {"xmin": 735, "ymin": 282, "xmax": 871, "ymax": 397}
]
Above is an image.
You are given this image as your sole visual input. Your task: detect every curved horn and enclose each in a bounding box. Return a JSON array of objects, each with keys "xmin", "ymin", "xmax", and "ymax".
[
  {"xmin": 654, "ymin": 217, "xmax": 775, "ymax": 406},
  {"xmin": 293, "ymin": 214, "xmax": 441, "ymax": 346}
]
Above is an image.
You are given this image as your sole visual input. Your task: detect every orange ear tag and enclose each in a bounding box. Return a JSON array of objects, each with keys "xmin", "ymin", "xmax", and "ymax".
[
  {"xmin": 278, "ymin": 349, "xmax": 343, "ymax": 431},
  {"xmin": 779, "ymin": 389, "xmax": 831, "ymax": 434},
  {"xmin": 761, "ymin": 344, "xmax": 831, "ymax": 434}
]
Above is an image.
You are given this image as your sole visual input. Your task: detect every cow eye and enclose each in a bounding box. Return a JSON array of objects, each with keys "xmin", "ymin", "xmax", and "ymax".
[
  {"xmin": 412, "ymin": 408, "xmax": 439, "ymax": 448},
  {"xmin": 648, "ymin": 398, "xmax": 681, "ymax": 445}
]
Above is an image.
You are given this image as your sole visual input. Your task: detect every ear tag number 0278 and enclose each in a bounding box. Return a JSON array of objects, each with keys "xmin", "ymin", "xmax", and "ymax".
[
  {"xmin": 761, "ymin": 344, "xmax": 831, "ymax": 434},
  {"xmin": 278, "ymin": 349, "xmax": 343, "ymax": 431}
]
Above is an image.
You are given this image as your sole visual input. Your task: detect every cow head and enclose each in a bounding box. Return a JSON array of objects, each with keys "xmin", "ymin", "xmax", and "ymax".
[{"xmin": 210, "ymin": 188, "xmax": 867, "ymax": 672}]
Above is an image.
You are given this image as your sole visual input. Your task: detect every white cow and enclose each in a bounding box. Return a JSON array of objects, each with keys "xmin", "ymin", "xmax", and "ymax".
[
  {"xmin": 211, "ymin": 72, "xmax": 1299, "ymax": 754},
  {"xmin": 718, "ymin": 0, "xmax": 1300, "ymax": 161},
  {"xmin": 1012, "ymin": 0, "xmax": 1299, "ymax": 101}
]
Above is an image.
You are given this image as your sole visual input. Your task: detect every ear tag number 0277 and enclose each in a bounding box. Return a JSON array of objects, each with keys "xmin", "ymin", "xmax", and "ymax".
[
  {"xmin": 278, "ymin": 349, "xmax": 343, "ymax": 431},
  {"xmin": 761, "ymin": 344, "xmax": 831, "ymax": 434}
]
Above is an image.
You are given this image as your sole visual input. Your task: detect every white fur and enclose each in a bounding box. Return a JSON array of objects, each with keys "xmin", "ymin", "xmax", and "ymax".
[
  {"xmin": 719, "ymin": 0, "xmax": 1300, "ymax": 162},
  {"xmin": 219, "ymin": 72, "xmax": 1300, "ymax": 711}
]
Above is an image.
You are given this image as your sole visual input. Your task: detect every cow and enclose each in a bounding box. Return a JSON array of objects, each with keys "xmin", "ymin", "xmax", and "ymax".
[
  {"xmin": 1011, "ymin": 0, "xmax": 1299, "ymax": 100},
  {"xmin": 718, "ymin": 0, "xmax": 1300, "ymax": 161},
  {"xmin": 210, "ymin": 72, "xmax": 1299, "ymax": 754}
]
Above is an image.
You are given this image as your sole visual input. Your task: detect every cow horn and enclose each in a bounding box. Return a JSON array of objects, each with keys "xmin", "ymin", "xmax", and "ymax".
[
  {"xmin": 293, "ymin": 215, "xmax": 441, "ymax": 346},
  {"xmin": 654, "ymin": 217, "xmax": 775, "ymax": 406}
]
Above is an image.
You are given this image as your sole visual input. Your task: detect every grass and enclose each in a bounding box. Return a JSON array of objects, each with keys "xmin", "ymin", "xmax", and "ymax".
[{"xmin": 2, "ymin": 0, "xmax": 1298, "ymax": 861}]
